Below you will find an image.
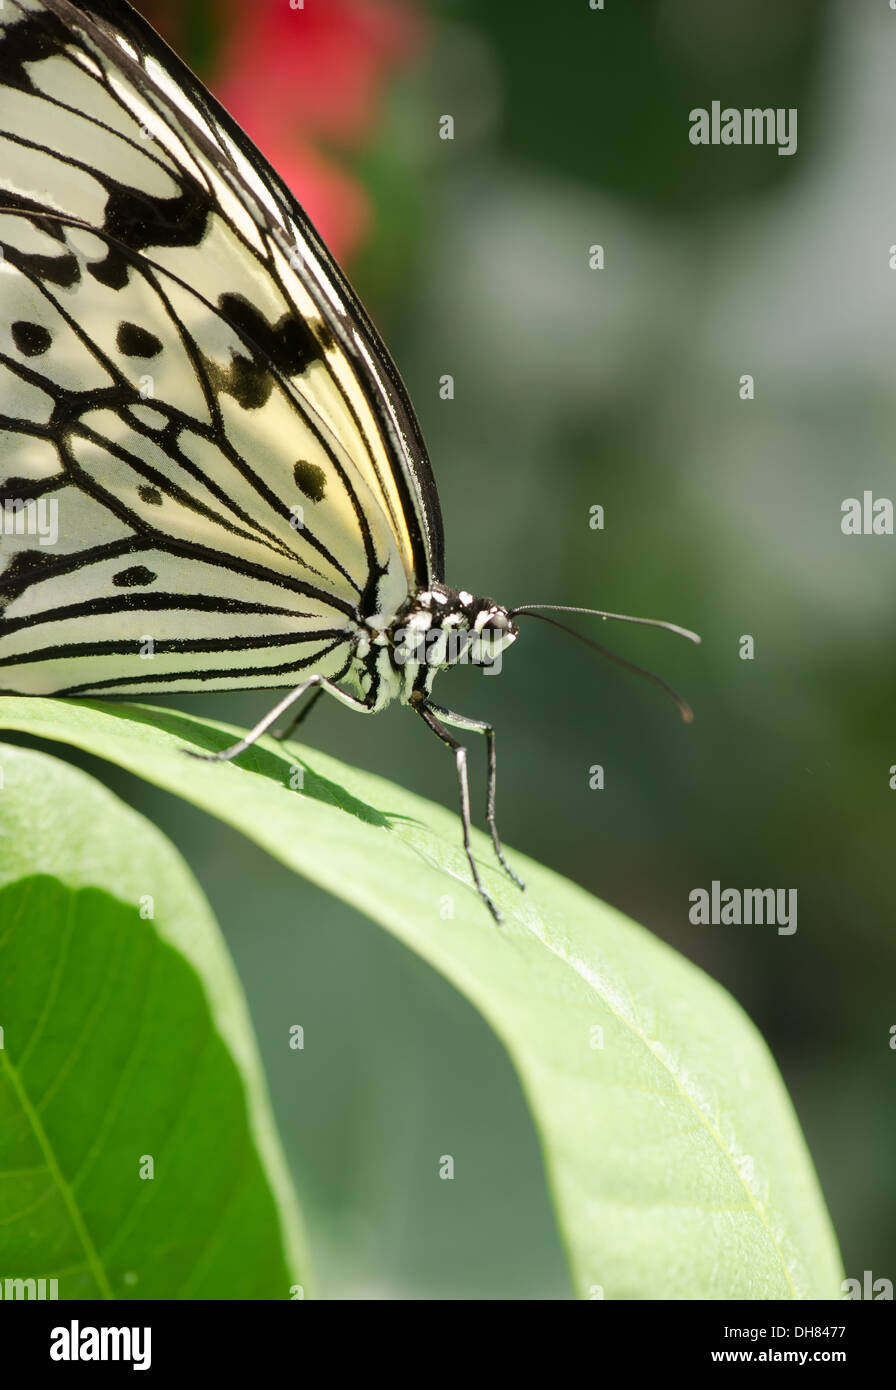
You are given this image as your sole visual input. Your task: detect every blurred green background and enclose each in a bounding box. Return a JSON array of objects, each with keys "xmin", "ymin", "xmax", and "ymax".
[{"xmin": 27, "ymin": 0, "xmax": 896, "ymax": 1297}]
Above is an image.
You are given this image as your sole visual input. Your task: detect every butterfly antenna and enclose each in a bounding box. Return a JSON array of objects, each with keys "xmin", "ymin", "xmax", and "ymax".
[
  {"xmin": 509, "ymin": 608, "xmax": 698, "ymax": 723},
  {"xmin": 509, "ymin": 603, "xmax": 701, "ymax": 645}
]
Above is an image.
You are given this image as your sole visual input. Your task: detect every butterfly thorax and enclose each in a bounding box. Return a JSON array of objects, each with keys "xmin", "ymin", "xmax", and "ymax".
[{"xmin": 351, "ymin": 584, "xmax": 518, "ymax": 711}]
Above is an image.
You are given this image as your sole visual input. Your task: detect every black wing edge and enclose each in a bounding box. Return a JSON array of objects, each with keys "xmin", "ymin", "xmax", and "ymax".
[{"xmin": 13, "ymin": 0, "xmax": 446, "ymax": 585}]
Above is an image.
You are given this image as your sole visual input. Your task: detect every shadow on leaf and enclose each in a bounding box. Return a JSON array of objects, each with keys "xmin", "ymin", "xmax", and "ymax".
[{"xmin": 74, "ymin": 700, "xmax": 410, "ymax": 831}]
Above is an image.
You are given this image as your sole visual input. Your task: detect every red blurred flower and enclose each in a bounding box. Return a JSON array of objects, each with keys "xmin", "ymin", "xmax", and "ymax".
[{"xmin": 210, "ymin": 0, "xmax": 424, "ymax": 261}]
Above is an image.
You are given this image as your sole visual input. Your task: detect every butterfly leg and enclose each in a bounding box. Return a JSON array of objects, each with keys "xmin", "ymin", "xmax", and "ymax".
[
  {"xmin": 271, "ymin": 686, "xmax": 324, "ymax": 741},
  {"xmin": 184, "ymin": 676, "xmax": 372, "ymax": 763},
  {"xmin": 425, "ymin": 701, "xmax": 525, "ymax": 892},
  {"xmin": 415, "ymin": 702, "xmax": 503, "ymax": 923}
]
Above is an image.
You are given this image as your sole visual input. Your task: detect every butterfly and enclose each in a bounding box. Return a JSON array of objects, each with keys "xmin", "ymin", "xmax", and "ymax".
[{"xmin": 0, "ymin": 0, "xmax": 698, "ymax": 920}]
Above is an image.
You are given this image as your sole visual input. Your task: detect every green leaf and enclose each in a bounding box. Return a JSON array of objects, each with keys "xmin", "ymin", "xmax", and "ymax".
[
  {"xmin": 0, "ymin": 696, "xmax": 843, "ymax": 1299},
  {"xmin": 0, "ymin": 740, "xmax": 307, "ymax": 1300}
]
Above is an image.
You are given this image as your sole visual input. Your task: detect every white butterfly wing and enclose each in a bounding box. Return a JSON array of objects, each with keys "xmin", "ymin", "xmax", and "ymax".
[{"xmin": 0, "ymin": 0, "xmax": 442, "ymax": 697}]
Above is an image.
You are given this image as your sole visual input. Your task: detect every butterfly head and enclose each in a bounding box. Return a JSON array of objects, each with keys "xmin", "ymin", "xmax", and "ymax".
[
  {"xmin": 389, "ymin": 584, "xmax": 518, "ymax": 695},
  {"xmin": 456, "ymin": 591, "xmax": 519, "ymax": 658}
]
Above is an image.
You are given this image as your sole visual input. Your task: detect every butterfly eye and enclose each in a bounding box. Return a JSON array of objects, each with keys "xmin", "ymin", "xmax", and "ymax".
[{"xmin": 481, "ymin": 610, "xmax": 514, "ymax": 637}]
